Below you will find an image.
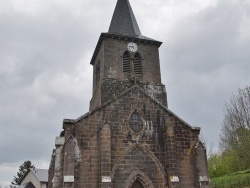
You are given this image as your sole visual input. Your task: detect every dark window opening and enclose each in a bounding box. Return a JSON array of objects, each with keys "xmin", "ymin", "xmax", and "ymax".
[
  {"xmin": 134, "ymin": 52, "xmax": 142, "ymax": 74},
  {"xmin": 123, "ymin": 51, "xmax": 142, "ymax": 75},
  {"xmin": 129, "ymin": 111, "xmax": 143, "ymax": 132},
  {"xmin": 123, "ymin": 51, "xmax": 131, "ymax": 73},
  {"xmin": 131, "ymin": 180, "xmax": 144, "ymax": 188}
]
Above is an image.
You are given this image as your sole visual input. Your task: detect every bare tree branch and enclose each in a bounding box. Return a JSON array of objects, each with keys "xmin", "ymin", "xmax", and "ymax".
[{"xmin": 220, "ymin": 85, "xmax": 250, "ymax": 169}]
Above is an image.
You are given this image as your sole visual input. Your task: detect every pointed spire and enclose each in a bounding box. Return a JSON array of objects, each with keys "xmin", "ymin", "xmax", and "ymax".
[{"xmin": 108, "ymin": 0, "xmax": 141, "ymax": 36}]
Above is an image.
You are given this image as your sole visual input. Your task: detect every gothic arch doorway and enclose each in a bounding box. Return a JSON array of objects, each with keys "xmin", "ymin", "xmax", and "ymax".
[{"xmin": 131, "ymin": 180, "xmax": 144, "ymax": 188}]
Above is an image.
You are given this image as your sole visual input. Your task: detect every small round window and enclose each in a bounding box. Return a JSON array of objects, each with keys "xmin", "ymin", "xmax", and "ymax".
[{"xmin": 129, "ymin": 111, "xmax": 143, "ymax": 132}]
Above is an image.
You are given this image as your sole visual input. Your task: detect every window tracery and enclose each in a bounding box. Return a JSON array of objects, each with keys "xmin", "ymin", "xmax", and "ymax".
[{"xmin": 129, "ymin": 111, "xmax": 143, "ymax": 132}]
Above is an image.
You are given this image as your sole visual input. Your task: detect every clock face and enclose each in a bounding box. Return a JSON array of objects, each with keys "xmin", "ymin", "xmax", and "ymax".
[{"xmin": 127, "ymin": 42, "xmax": 138, "ymax": 52}]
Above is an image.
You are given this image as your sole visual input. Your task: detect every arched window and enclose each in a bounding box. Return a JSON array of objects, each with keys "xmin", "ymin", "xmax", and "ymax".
[
  {"xmin": 131, "ymin": 180, "xmax": 144, "ymax": 188},
  {"xmin": 123, "ymin": 51, "xmax": 131, "ymax": 73},
  {"xmin": 64, "ymin": 137, "xmax": 75, "ymax": 178},
  {"xmin": 133, "ymin": 52, "xmax": 142, "ymax": 74}
]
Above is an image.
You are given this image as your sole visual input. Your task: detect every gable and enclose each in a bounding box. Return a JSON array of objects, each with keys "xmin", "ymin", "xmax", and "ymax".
[
  {"xmin": 21, "ymin": 170, "xmax": 40, "ymax": 188},
  {"xmin": 21, "ymin": 168, "xmax": 48, "ymax": 187},
  {"xmin": 64, "ymin": 85, "xmax": 200, "ymax": 132}
]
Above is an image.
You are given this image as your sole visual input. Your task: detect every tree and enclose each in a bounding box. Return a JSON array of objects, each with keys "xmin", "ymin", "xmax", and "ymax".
[
  {"xmin": 11, "ymin": 160, "xmax": 34, "ymax": 186},
  {"xmin": 220, "ymin": 85, "xmax": 250, "ymax": 170}
]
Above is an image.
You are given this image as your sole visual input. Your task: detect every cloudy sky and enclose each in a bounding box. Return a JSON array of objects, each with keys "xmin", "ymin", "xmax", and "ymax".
[{"xmin": 0, "ymin": 0, "xmax": 249, "ymax": 186}]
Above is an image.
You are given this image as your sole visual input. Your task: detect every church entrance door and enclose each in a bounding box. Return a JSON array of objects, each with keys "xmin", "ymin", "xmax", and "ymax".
[{"xmin": 131, "ymin": 180, "xmax": 144, "ymax": 188}]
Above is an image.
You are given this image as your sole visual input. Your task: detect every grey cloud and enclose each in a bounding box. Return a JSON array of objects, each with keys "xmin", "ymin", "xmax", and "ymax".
[
  {"xmin": 0, "ymin": 1, "xmax": 96, "ymax": 166},
  {"xmin": 160, "ymin": 0, "xmax": 250, "ymax": 146},
  {"xmin": 0, "ymin": 0, "xmax": 250, "ymax": 186}
]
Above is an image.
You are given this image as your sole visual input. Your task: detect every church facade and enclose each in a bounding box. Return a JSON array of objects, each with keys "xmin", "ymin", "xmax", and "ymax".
[{"xmin": 48, "ymin": 0, "xmax": 210, "ymax": 188}]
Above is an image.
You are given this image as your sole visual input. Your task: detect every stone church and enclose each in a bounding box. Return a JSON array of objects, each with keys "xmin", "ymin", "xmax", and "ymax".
[{"xmin": 48, "ymin": 0, "xmax": 210, "ymax": 187}]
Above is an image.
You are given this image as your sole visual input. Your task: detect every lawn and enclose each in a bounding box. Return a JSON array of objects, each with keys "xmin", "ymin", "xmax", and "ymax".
[{"xmin": 211, "ymin": 169, "xmax": 250, "ymax": 188}]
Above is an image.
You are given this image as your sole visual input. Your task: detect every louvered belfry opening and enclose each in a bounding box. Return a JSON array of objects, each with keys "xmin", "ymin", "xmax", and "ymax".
[
  {"xmin": 123, "ymin": 51, "xmax": 142, "ymax": 75},
  {"xmin": 123, "ymin": 51, "xmax": 131, "ymax": 73},
  {"xmin": 131, "ymin": 180, "xmax": 144, "ymax": 188},
  {"xmin": 133, "ymin": 52, "xmax": 142, "ymax": 74}
]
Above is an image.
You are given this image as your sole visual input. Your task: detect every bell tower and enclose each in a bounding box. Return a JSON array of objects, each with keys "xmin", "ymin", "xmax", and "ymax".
[
  {"xmin": 89, "ymin": 0, "xmax": 167, "ymax": 111},
  {"xmin": 49, "ymin": 1, "xmax": 211, "ymax": 187}
]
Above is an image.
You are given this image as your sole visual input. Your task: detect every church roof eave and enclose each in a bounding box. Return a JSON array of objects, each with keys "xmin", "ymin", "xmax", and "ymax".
[{"xmin": 90, "ymin": 32, "xmax": 162, "ymax": 65}]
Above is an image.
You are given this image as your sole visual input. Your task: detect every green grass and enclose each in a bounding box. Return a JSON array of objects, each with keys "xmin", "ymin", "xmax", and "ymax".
[{"xmin": 211, "ymin": 170, "xmax": 250, "ymax": 188}]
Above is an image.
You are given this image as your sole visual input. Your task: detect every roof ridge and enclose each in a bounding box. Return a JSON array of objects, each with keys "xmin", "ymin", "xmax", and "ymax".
[{"xmin": 126, "ymin": 0, "xmax": 141, "ymax": 35}]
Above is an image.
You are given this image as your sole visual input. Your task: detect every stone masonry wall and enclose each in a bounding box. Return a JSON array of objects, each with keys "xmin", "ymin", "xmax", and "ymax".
[
  {"xmin": 60, "ymin": 87, "xmax": 201, "ymax": 188},
  {"xmin": 102, "ymin": 38, "xmax": 162, "ymax": 84},
  {"xmin": 90, "ymin": 37, "xmax": 163, "ymax": 111},
  {"xmin": 196, "ymin": 142, "xmax": 211, "ymax": 188},
  {"xmin": 48, "ymin": 150, "xmax": 55, "ymax": 188},
  {"xmin": 100, "ymin": 79, "xmax": 167, "ymax": 108}
]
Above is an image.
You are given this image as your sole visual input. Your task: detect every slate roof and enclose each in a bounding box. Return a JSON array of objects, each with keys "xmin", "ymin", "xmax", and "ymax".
[
  {"xmin": 108, "ymin": 0, "xmax": 157, "ymax": 41},
  {"xmin": 19, "ymin": 168, "xmax": 48, "ymax": 185},
  {"xmin": 30, "ymin": 168, "xmax": 48, "ymax": 182},
  {"xmin": 90, "ymin": 0, "xmax": 162, "ymax": 65},
  {"xmin": 108, "ymin": 0, "xmax": 141, "ymax": 36}
]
